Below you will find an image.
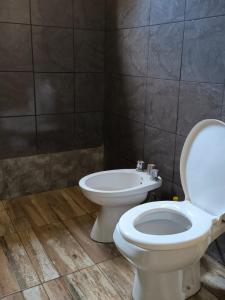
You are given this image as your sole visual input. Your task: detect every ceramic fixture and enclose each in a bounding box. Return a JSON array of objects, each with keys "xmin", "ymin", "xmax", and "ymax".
[
  {"xmin": 79, "ymin": 169, "xmax": 162, "ymax": 242},
  {"xmin": 114, "ymin": 119, "xmax": 225, "ymax": 300}
]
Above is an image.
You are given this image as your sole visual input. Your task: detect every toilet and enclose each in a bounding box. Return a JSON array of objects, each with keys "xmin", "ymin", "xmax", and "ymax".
[{"xmin": 113, "ymin": 119, "xmax": 225, "ymax": 300}]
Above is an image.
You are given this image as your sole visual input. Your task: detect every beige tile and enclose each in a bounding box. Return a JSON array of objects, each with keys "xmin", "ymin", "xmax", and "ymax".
[
  {"xmin": 66, "ymin": 265, "xmax": 121, "ymax": 299},
  {"xmin": 98, "ymin": 257, "xmax": 134, "ymax": 300},
  {"xmin": 34, "ymin": 222, "xmax": 94, "ymax": 275},
  {"xmin": 17, "ymin": 218, "xmax": 59, "ymax": 283},
  {"xmin": 64, "ymin": 215, "xmax": 119, "ymax": 263},
  {"xmin": 23, "ymin": 285, "xmax": 49, "ymax": 300}
]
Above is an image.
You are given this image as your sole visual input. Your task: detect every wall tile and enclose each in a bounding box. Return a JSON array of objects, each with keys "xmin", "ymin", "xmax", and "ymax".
[
  {"xmin": 172, "ymin": 183, "xmax": 184, "ymax": 200},
  {"xmin": 185, "ymin": 0, "xmax": 225, "ymax": 20},
  {"xmin": 145, "ymin": 78, "xmax": 179, "ymax": 132},
  {"xmin": 173, "ymin": 135, "xmax": 185, "ymax": 185},
  {"xmin": 74, "ymin": 0, "xmax": 105, "ymax": 30},
  {"xmin": 182, "ymin": 16, "xmax": 225, "ymax": 83},
  {"xmin": 37, "ymin": 114, "xmax": 74, "ymax": 153},
  {"xmin": 149, "ymin": 22, "xmax": 183, "ymax": 80},
  {"xmin": 177, "ymin": 82, "xmax": 224, "ymax": 136},
  {"xmin": 150, "ymin": 0, "xmax": 185, "ymax": 25},
  {"xmin": 31, "ymin": 0, "xmax": 73, "ymax": 27},
  {"xmin": 75, "ymin": 30, "xmax": 104, "ymax": 72},
  {"xmin": 0, "ymin": 117, "xmax": 36, "ymax": 159},
  {"xmin": 0, "ymin": 162, "xmax": 4, "ymax": 198},
  {"xmin": 107, "ymin": 27, "xmax": 148, "ymax": 76},
  {"xmin": 119, "ymin": 119, "xmax": 144, "ymax": 162},
  {"xmin": 144, "ymin": 126, "xmax": 176, "ymax": 181},
  {"xmin": 104, "ymin": 113, "xmax": 120, "ymax": 151},
  {"xmin": 0, "ymin": 72, "xmax": 35, "ymax": 117},
  {"xmin": 0, "ymin": 23, "xmax": 32, "ymax": 71},
  {"xmin": 35, "ymin": 73, "xmax": 74, "ymax": 114},
  {"xmin": 33, "ymin": 26, "xmax": 73, "ymax": 72},
  {"xmin": 76, "ymin": 73, "xmax": 104, "ymax": 112},
  {"xmin": 107, "ymin": 0, "xmax": 150, "ymax": 28},
  {"xmin": 106, "ymin": 74, "xmax": 146, "ymax": 123},
  {"xmin": 75, "ymin": 112, "xmax": 103, "ymax": 148},
  {"xmin": 2, "ymin": 155, "xmax": 50, "ymax": 199},
  {"xmin": 0, "ymin": 0, "xmax": 30, "ymax": 23}
]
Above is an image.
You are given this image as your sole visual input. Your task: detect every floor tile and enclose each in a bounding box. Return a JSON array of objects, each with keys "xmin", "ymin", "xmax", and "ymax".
[
  {"xmin": 66, "ymin": 265, "xmax": 121, "ymax": 299},
  {"xmin": 23, "ymin": 285, "xmax": 49, "ymax": 300},
  {"xmin": 98, "ymin": 257, "xmax": 134, "ymax": 300},
  {"xmin": 43, "ymin": 277, "xmax": 74, "ymax": 300},
  {"xmin": 64, "ymin": 215, "xmax": 119, "ymax": 264},
  {"xmin": 1, "ymin": 292, "xmax": 24, "ymax": 300},
  {"xmin": 34, "ymin": 222, "xmax": 94, "ymax": 275}
]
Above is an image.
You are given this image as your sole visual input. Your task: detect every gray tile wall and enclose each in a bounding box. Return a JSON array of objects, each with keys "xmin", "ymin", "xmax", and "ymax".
[
  {"xmin": 105, "ymin": 0, "xmax": 225, "ymax": 265},
  {"xmin": 105, "ymin": 0, "xmax": 225, "ymax": 199},
  {"xmin": 0, "ymin": 0, "xmax": 105, "ymax": 159}
]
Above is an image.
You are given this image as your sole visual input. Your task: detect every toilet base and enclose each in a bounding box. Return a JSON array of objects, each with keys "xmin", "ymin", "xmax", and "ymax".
[
  {"xmin": 91, "ymin": 204, "xmax": 135, "ymax": 243},
  {"xmin": 132, "ymin": 269, "xmax": 185, "ymax": 300}
]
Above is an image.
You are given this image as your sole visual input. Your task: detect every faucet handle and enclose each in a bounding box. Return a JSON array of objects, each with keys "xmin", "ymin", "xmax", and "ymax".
[
  {"xmin": 147, "ymin": 163, "xmax": 156, "ymax": 174},
  {"xmin": 136, "ymin": 160, "xmax": 145, "ymax": 172}
]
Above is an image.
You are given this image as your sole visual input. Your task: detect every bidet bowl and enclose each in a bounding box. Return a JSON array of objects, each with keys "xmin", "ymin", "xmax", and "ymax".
[{"xmin": 79, "ymin": 169, "xmax": 162, "ymax": 242}]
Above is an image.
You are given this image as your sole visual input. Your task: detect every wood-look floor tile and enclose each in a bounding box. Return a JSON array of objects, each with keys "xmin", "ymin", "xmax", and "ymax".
[
  {"xmin": 1, "ymin": 292, "xmax": 24, "ymax": 300},
  {"xmin": 64, "ymin": 187, "xmax": 99, "ymax": 214},
  {"xmin": 201, "ymin": 255, "xmax": 225, "ymax": 299},
  {"xmin": 16, "ymin": 218, "xmax": 59, "ymax": 283},
  {"xmin": 34, "ymin": 222, "xmax": 94, "ymax": 275},
  {"xmin": 66, "ymin": 265, "xmax": 121, "ymax": 300},
  {"xmin": 0, "ymin": 210, "xmax": 15, "ymax": 236},
  {"xmin": 43, "ymin": 278, "xmax": 74, "ymax": 300},
  {"xmin": 4, "ymin": 197, "xmax": 27, "ymax": 223},
  {"xmin": 47, "ymin": 190, "xmax": 85, "ymax": 221},
  {"xmin": 98, "ymin": 257, "xmax": 134, "ymax": 300},
  {"xmin": 0, "ymin": 201, "xmax": 5, "ymax": 212},
  {"xmin": 23, "ymin": 285, "xmax": 49, "ymax": 300},
  {"xmin": 189, "ymin": 287, "xmax": 218, "ymax": 299},
  {"xmin": 64, "ymin": 215, "xmax": 119, "ymax": 264},
  {"xmin": 0, "ymin": 233, "xmax": 40, "ymax": 297}
]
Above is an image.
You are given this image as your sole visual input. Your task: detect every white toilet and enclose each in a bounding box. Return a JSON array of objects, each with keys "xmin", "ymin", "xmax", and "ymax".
[{"xmin": 113, "ymin": 119, "xmax": 225, "ymax": 300}]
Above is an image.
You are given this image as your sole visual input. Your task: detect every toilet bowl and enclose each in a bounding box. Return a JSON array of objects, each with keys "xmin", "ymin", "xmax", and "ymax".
[
  {"xmin": 79, "ymin": 169, "xmax": 161, "ymax": 242},
  {"xmin": 113, "ymin": 119, "xmax": 225, "ymax": 300}
]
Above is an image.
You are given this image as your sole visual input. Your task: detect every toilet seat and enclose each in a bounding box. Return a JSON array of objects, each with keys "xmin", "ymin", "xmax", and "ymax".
[{"xmin": 118, "ymin": 200, "xmax": 213, "ymax": 251}]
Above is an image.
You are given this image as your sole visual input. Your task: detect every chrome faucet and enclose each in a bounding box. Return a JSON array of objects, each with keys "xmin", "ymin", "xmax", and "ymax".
[
  {"xmin": 147, "ymin": 163, "xmax": 159, "ymax": 181},
  {"xmin": 136, "ymin": 160, "xmax": 145, "ymax": 172}
]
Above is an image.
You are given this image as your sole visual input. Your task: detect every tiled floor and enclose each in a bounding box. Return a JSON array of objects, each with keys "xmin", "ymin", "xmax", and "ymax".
[{"xmin": 0, "ymin": 186, "xmax": 224, "ymax": 299}]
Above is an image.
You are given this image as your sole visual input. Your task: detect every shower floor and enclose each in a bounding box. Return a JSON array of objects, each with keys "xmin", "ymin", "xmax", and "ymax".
[{"xmin": 0, "ymin": 186, "xmax": 223, "ymax": 299}]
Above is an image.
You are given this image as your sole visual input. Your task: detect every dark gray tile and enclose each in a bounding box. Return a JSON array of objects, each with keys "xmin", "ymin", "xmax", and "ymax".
[
  {"xmin": 76, "ymin": 73, "xmax": 104, "ymax": 112},
  {"xmin": 0, "ymin": 23, "xmax": 32, "ymax": 71},
  {"xmin": 104, "ymin": 113, "xmax": 120, "ymax": 151},
  {"xmin": 50, "ymin": 151, "xmax": 75, "ymax": 189},
  {"xmin": 0, "ymin": 72, "xmax": 35, "ymax": 117},
  {"xmin": 37, "ymin": 114, "xmax": 74, "ymax": 153},
  {"xmin": 2, "ymin": 154, "xmax": 50, "ymax": 199},
  {"xmin": 107, "ymin": 0, "xmax": 150, "ymax": 28},
  {"xmin": 181, "ymin": 16, "xmax": 225, "ymax": 83},
  {"xmin": 177, "ymin": 82, "xmax": 224, "ymax": 136},
  {"xmin": 150, "ymin": 0, "xmax": 185, "ymax": 25},
  {"xmin": 107, "ymin": 27, "xmax": 148, "ymax": 76},
  {"xmin": 0, "ymin": 162, "xmax": 4, "ymax": 198},
  {"xmin": 149, "ymin": 22, "xmax": 183, "ymax": 80},
  {"xmin": 173, "ymin": 135, "xmax": 185, "ymax": 186},
  {"xmin": 0, "ymin": 0, "xmax": 30, "ymax": 23},
  {"xmin": 106, "ymin": 75, "xmax": 146, "ymax": 123},
  {"xmin": 31, "ymin": 0, "xmax": 73, "ymax": 27},
  {"xmin": 104, "ymin": 148, "xmax": 121, "ymax": 170},
  {"xmin": 185, "ymin": 0, "xmax": 225, "ymax": 20},
  {"xmin": 75, "ymin": 30, "xmax": 104, "ymax": 72},
  {"xmin": 75, "ymin": 112, "xmax": 103, "ymax": 148},
  {"xmin": 145, "ymin": 78, "xmax": 179, "ymax": 132},
  {"xmin": 74, "ymin": 0, "xmax": 105, "ymax": 30},
  {"xmin": 74, "ymin": 146, "xmax": 104, "ymax": 182},
  {"xmin": 144, "ymin": 126, "xmax": 176, "ymax": 180},
  {"xmin": 172, "ymin": 183, "xmax": 185, "ymax": 200},
  {"xmin": 33, "ymin": 26, "xmax": 73, "ymax": 72},
  {"xmin": 0, "ymin": 117, "xmax": 36, "ymax": 159},
  {"xmin": 35, "ymin": 73, "xmax": 74, "ymax": 114},
  {"xmin": 119, "ymin": 119, "xmax": 144, "ymax": 162}
]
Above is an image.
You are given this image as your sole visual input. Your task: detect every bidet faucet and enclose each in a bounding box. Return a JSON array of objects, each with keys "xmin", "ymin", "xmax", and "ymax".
[
  {"xmin": 136, "ymin": 160, "xmax": 145, "ymax": 172},
  {"xmin": 147, "ymin": 164, "xmax": 159, "ymax": 181}
]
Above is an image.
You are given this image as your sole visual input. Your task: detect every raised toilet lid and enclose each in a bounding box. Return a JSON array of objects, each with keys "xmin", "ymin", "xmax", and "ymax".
[{"xmin": 180, "ymin": 119, "xmax": 225, "ymax": 221}]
